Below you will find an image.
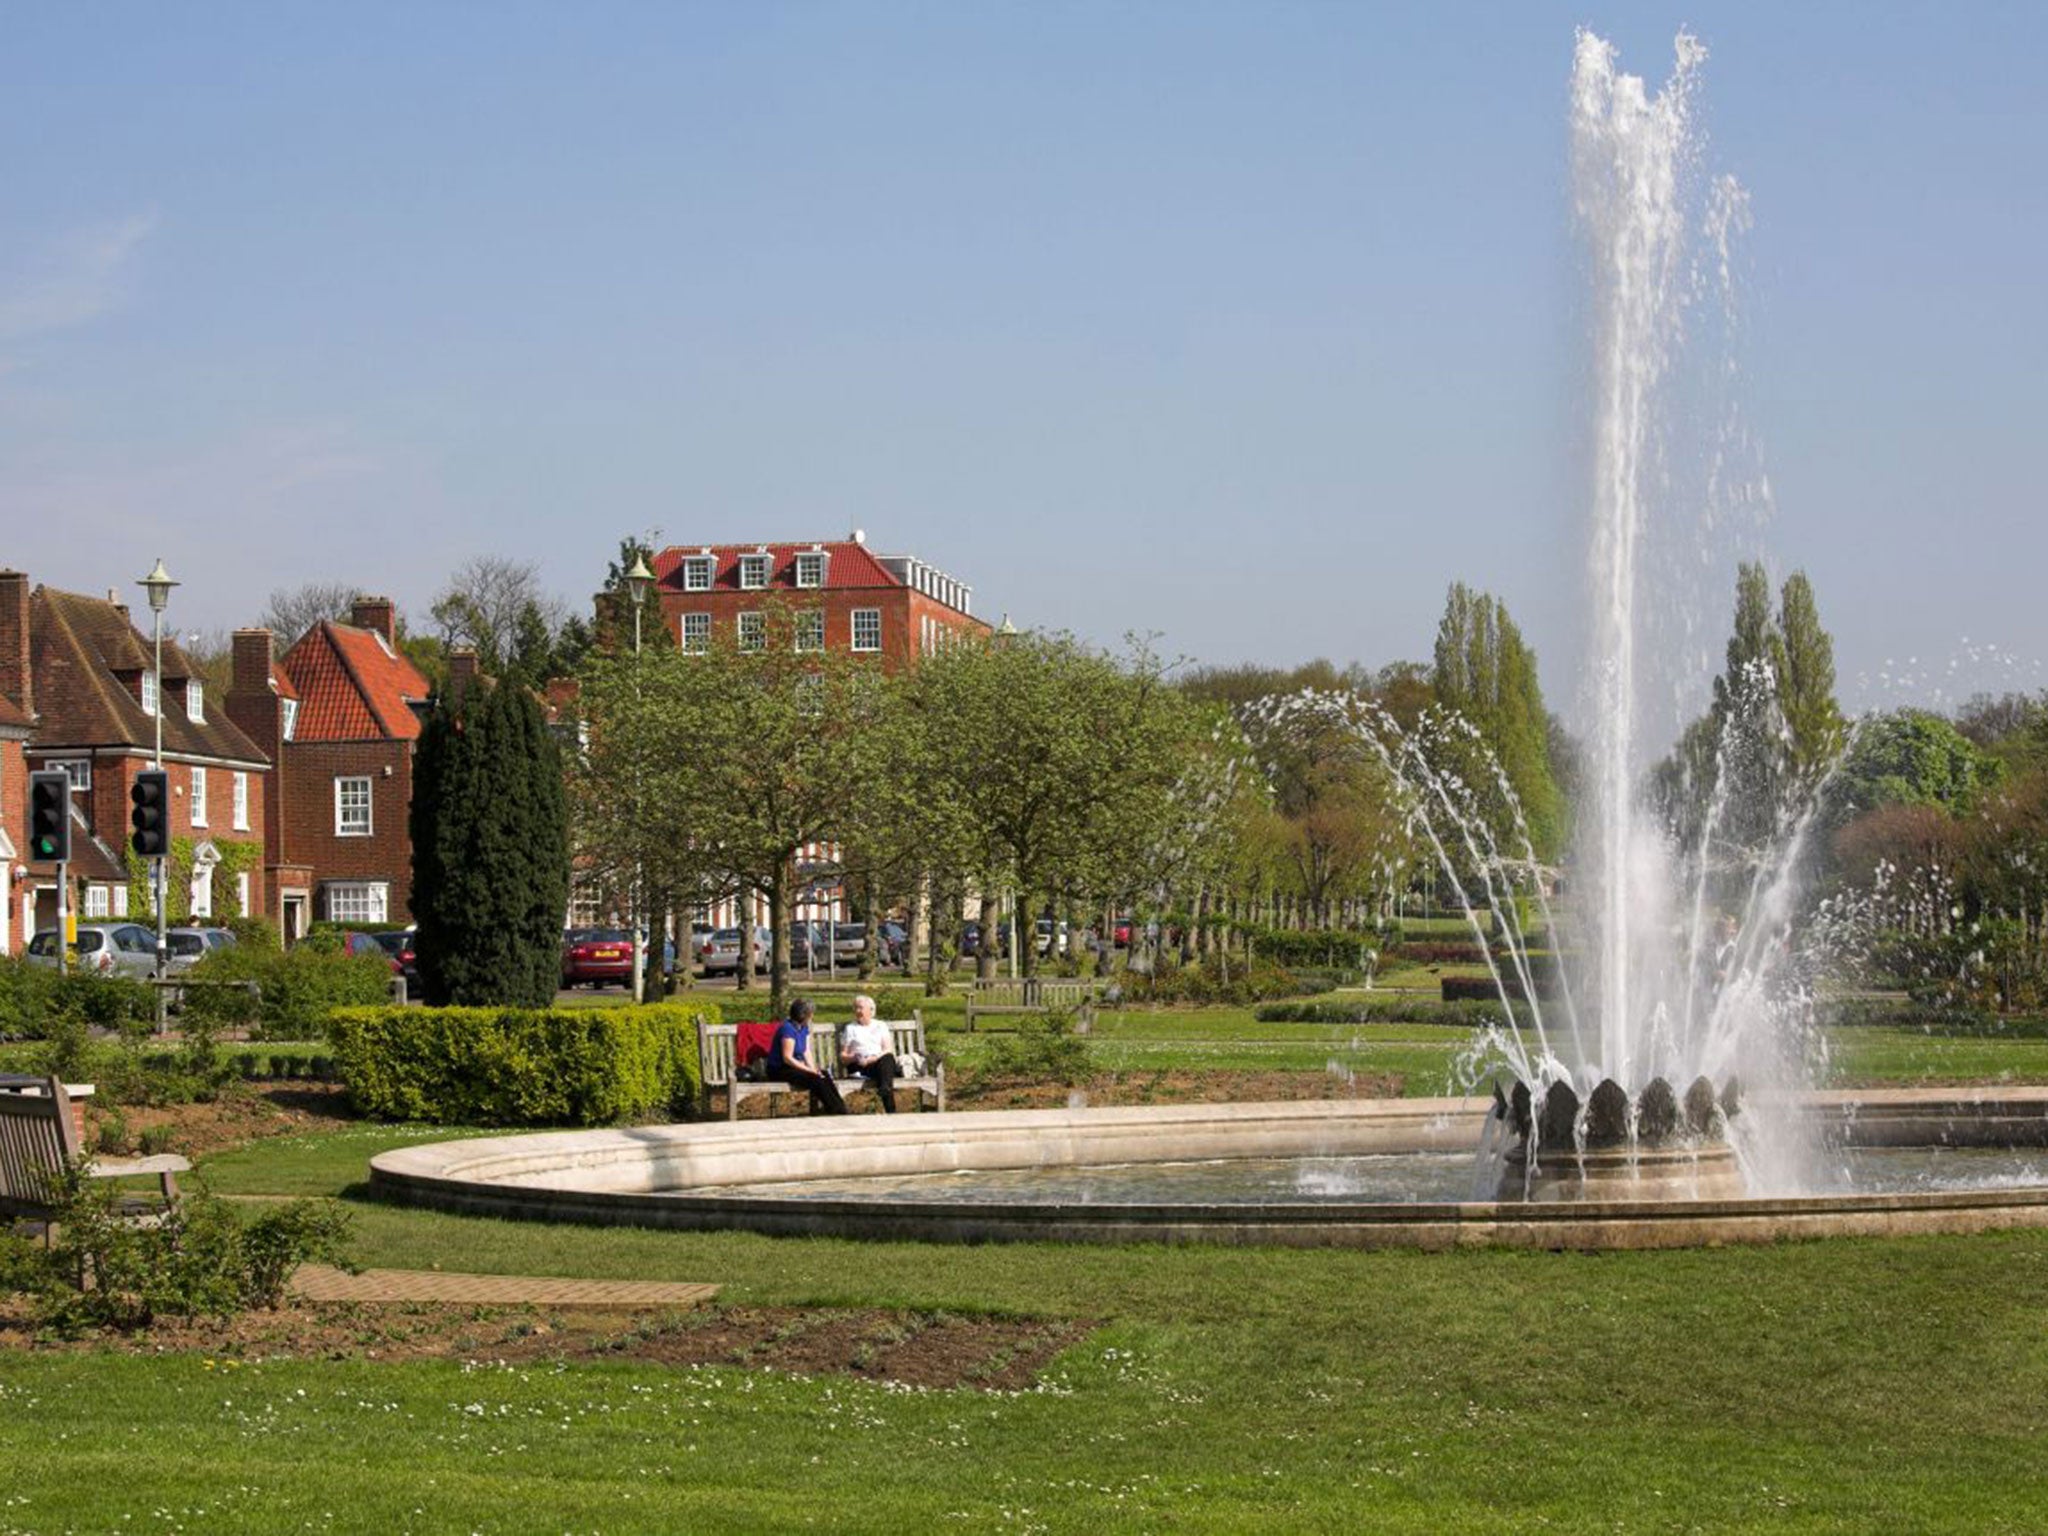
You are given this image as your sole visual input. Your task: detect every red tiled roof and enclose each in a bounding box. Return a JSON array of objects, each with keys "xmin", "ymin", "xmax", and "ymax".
[
  {"xmin": 651, "ymin": 540, "xmax": 902, "ymax": 595},
  {"xmin": 271, "ymin": 663, "xmax": 300, "ymax": 702},
  {"xmin": 280, "ymin": 620, "xmax": 431, "ymax": 742}
]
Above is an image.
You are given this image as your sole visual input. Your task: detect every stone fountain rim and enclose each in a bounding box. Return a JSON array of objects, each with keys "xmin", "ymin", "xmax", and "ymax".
[{"xmin": 369, "ymin": 1088, "xmax": 2048, "ymax": 1253}]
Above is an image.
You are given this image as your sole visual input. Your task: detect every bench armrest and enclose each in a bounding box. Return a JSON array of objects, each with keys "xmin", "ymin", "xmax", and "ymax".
[{"xmin": 87, "ymin": 1154, "xmax": 192, "ymax": 1178}]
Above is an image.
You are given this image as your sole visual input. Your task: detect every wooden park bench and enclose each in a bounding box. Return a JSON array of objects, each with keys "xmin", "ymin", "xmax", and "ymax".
[
  {"xmin": 963, "ymin": 977, "xmax": 1100, "ymax": 1033},
  {"xmin": 696, "ymin": 1016, "xmax": 946, "ymax": 1121},
  {"xmin": 0, "ymin": 1075, "xmax": 188, "ymax": 1241}
]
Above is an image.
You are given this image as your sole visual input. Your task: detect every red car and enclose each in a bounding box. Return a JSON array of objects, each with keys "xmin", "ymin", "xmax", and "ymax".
[{"xmin": 561, "ymin": 927, "xmax": 634, "ymax": 988}]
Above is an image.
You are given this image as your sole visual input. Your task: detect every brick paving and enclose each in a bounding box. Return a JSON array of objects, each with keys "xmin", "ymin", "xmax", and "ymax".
[{"xmin": 290, "ymin": 1264, "xmax": 718, "ymax": 1309}]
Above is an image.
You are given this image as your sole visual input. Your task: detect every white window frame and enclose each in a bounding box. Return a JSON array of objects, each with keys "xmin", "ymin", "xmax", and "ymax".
[
  {"xmin": 680, "ymin": 612, "xmax": 711, "ymax": 654},
  {"xmin": 44, "ymin": 758, "xmax": 90, "ymax": 792},
  {"xmin": 324, "ymin": 881, "xmax": 388, "ymax": 924},
  {"xmin": 682, "ymin": 556, "xmax": 714, "ymax": 592},
  {"xmin": 233, "ymin": 770, "xmax": 250, "ymax": 830},
  {"xmin": 794, "ymin": 552, "xmax": 826, "ymax": 589},
  {"xmin": 335, "ymin": 776, "xmax": 372, "ymax": 837},
  {"xmin": 737, "ymin": 611, "xmax": 765, "ymax": 652},
  {"xmin": 111, "ymin": 886, "xmax": 129, "ymax": 918},
  {"xmin": 186, "ymin": 680, "xmax": 204, "ymax": 723},
  {"xmin": 281, "ymin": 698, "xmax": 299, "ymax": 742},
  {"xmin": 851, "ymin": 608, "xmax": 882, "ymax": 653},
  {"xmin": 236, "ymin": 870, "xmax": 252, "ymax": 918},
  {"xmin": 141, "ymin": 669, "xmax": 159, "ymax": 717},
  {"xmin": 84, "ymin": 885, "xmax": 110, "ymax": 918},
  {"xmin": 190, "ymin": 766, "xmax": 208, "ymax": 827},
  {"xmin": 794, "ymin": 610, "xmax": 825, "ymax": 653},
  {"xmin": 190, "ymin": 862, "xmax": 214, "ymax": 920},
  {"xmin": 739, "ymin": 554, "xmax": 769, "ymax": 590}
]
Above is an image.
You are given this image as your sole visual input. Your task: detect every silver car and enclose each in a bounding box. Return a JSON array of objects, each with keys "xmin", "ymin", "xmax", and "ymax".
[
  {"xmin": 24, "ymin": 923, "xmax": 160, "ymax": 978},
  {"xmin": 165, "ymin": 926, "xmax": 237, "ymax": 976}
]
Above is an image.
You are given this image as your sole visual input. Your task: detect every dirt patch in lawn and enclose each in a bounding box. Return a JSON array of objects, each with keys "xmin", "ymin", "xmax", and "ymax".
[
  {"xmin": 0, "ymin": 1301, "xmax": 1091, "ymax": 1393},
  {"xmin": 94, "ymin": 1082, "xmax": 358, "ymax": 1159}
]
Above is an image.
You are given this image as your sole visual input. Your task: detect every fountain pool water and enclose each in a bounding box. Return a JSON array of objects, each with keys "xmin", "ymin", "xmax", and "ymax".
[{"xmin": 371, "ymin": 33, "xmax": 2048, "ymax": 1246}]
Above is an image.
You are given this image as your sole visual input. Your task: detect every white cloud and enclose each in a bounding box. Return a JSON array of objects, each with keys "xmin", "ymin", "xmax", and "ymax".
[{"xmin": 0, "ymin": 212, "xmax": 157, "ymax": 341}]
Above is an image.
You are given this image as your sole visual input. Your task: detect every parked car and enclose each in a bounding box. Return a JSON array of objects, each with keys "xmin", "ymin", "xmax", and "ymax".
[
  {"xmin": 165, "ymin": 926, "xmax": 238, "ymax": 977},
  {"xmin": 371, "ymin": 927, "xmax": 421, "ymax": 990},
  {"xmin": 24, "ymin": 923, "xmax": 160, "ymax": 979},
  {"xmin": 828, "ymin": 922, "xmax": 868, "ymax": 966},
  {"xmin": 1033, "ymin": 918, "xmax": 1071, "ymax": 957},
  {"xmin": 561, "ymin": 927, "xmax": 633, "ymax": 989},
  {"xmin": 786, "ymin": 921, "xmax": 822, "ymax": 968},
  {"xmin": 340, "ymin": 931, "xmax": 402, "ymax": 974},
  {"xmin": 698, "ymin": 926, "xmax": 770, "ymax": 977}
]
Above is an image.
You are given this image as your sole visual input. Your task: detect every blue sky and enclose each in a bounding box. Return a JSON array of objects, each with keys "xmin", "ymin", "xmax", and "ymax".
[{"xmin": 3, "ymin": 3, "xmax": 2044, "ymax": 732}]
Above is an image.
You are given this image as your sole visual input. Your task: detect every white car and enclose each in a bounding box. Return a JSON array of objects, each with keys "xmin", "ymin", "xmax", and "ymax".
[{"xmin": 25, "ymin": 924, "xmax": 160, "ymax": 978}]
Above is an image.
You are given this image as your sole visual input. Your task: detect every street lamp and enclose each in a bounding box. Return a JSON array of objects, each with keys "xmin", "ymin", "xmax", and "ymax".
[
  {"xmin": 139, "ymin": 559, "xmax": 178, "ymax": 1024},
  {"xmin": 625, "ymin": 554, "xmax": 654, "ymax": 1002}
]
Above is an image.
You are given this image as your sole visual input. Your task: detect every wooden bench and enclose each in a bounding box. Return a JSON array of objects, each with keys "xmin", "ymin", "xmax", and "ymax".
[
  {"xmin": 0, "ymin": 1075, "xmax": 189, "ymax": 1239},
  {"xmin": 696, "ymin": 1016, "xmax": 945, "ymax": 1120},
  {"xmin": 963, "ymin": 978, "xmax": 1100, "ymax": 1033}
]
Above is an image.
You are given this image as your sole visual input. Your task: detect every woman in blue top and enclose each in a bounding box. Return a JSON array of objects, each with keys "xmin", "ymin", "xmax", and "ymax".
[{"xmin": 765, "ymin": 997, "xmax": 847, "ymax": 1115}]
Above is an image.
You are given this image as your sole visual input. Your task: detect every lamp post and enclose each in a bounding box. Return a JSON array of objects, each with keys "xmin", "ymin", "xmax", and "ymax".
[
  {"xmin": 139, "ymin": 559, "xmax": 178, "ymax": 1026},
  {"xmin": 625, "ymin": 554, "xmax": 654, "ymax": 1003}
]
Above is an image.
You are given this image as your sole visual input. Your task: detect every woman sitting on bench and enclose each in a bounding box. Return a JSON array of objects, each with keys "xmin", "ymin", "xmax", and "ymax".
[
  {"xmin": 838, "ymin": 993, "xmax": 900, "ymax": 1113},
  {"xmin": 766, "ymin": 998, "xmax": 847, "ymax": 1115}
]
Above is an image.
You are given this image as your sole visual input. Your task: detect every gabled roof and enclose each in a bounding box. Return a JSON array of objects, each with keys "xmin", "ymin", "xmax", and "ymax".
[
  {"xmin": 279, "ymin": 620, "xmax": 431, "ymax": 742},
  {"xmin": 0, "ymin": 690, "xmax": 30, "ymax": 732},
  {"xmin": 651, "ymin": 539, "xmax": 902, "ymax": 595},
  {"xmin": 29, "ymin": 587, "xmax": 268, "ymax": 766}
]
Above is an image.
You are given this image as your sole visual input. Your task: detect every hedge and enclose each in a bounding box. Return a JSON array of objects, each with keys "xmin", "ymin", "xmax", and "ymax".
[
  {"xmin": 327, "ymin": 1001, "xmax": 719, "ymax": 1125},
  {"xmin": 1257, "ymin": 997, "xmax": 1522, "ymax": 1029},
  {"xmin": 182, "ymin": 943, "xmax": 394, "ymax": 1040}
]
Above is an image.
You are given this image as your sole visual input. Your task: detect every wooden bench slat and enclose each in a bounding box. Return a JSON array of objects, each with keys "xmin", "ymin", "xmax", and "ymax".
[{"xmin": 696, "ymin": 1015, "xmax": 945, "ymax": 1119}]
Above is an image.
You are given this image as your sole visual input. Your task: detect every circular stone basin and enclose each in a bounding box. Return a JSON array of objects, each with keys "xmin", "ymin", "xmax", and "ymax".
[{"xmin": 369, "ymin": 1089, "xmax": 2048, "ymax": 1252}]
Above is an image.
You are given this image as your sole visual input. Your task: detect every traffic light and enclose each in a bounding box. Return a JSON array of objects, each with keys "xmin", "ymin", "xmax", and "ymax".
[
  {"xmin": 29, "ymin": 770, "xmax": 70, "ymax": 863},
  {"xmin": 130, "ymin": 770, "xmax": 170, "ymax": 859}
]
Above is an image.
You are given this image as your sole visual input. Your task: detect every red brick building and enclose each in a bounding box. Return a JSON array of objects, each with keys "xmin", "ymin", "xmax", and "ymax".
[
  {"xmin": 0, "ymin": 658, "xmax": 30, "ymax": 955},
  {"xmin": 271, "ymin": 597, "xmax": 433, "ymax": 928},
  {"xmin": 648, "ymin": 531, "xmax": 988, "ymax": 668},
  {"xmin": 0, "ymin": 572, "xmax": 271, "ymax": 938}
]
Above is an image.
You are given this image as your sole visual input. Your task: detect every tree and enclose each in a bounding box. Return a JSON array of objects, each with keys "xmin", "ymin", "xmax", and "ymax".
[
  {"xmin": 571, "ymin": 602, "xmax": 894, "ymax": 1014},
  {"xmin": 411, "ymin": 680, "xmax": 570, "ymax": 1007},
  {"xmin": 1429, "ymin": 583, "xmax": 1565, "ymax": 860},
  {"xmin": 430, "ymin": 556, "xmax": 571, "ymax": 686},
  {"xmin": 258, "ymin": 581, "xmax": 360, "ymax": 646},
  {"xmin": 1776, "ymin": 571, "xmax": 1844, "ymax": 787},
  {"xmin": 913, "ymin": 631, "xmax": 1187, "ymax": 978}
]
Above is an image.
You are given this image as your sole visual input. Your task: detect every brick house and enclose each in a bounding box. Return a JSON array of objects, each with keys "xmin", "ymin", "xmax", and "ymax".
[
  {"xmin": 0, "ymin": 572, "xmax": 271, "ymax": 938},
  {"xmin": 648, "ymin": 530, "xmax": 989, "ymax": 669},
  {"xmin": 643, "ymin": 533, "xmax": 990, "ymax": 933},
  {"xmin": 271, "ymin": 596, "xmax": 432, "ymax": 928},
  {"xmin": 0, "ymin": 676, "xmax": 29, "ymax": 956},
  {"xmin": 222, "ymin": 628, "xmax": 317, "ymax": 942}
]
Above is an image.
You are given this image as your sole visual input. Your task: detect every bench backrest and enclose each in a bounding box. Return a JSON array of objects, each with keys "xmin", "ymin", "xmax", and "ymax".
[
  {"xmin": 696, "ymin": 1015, "xmax": 928, "ymax": 1086},
  {"xmin": 970, "ymin": 978, "xmax": 1096, "ymax": 1008},
  {"xmin": 0, "ymin": 1076, "xmax": 79, "ymax": 1215}
]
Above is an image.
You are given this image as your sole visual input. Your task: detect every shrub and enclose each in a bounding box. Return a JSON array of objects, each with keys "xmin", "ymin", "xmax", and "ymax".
[
  {"xmin": 1242, "ymin": 927, "xmax": 1394, "ymax": 970},
  {"xmin": 1121, "ymin": 956, "xmax": 1313, "ymax": 1007},
  {"xmin": 1392, "ymin": 941, "xmax": 1491, "ymax": 965},
  {"xmin": 868, "ymin": 985, "xmax": 923, "ymax": 1021},
  {"xmin": 25, "ymin": 1177, "xmax": 354, "ymax": 1332},
  {"xmin": 1257, "ymin": 997, "xmax": 1524, "ymax": 1030},
  {"xmin": 328, "ymin": 1001, "xmax": 718, "ymax": 1125},
  {"xmin": 182, "ymin": 943, "xmax": 392, "ymax": 1041},
  {"xmin": 980, "ymin": 1007, "xmax": 1092, "ymax": 1085},
  {"xmin": 1442, "ymin": 975, "xmax": 1559, "ymax": 1004}
]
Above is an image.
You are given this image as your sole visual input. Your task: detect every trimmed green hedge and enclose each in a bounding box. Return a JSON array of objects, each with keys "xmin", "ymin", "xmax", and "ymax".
[
  {"xmin": 327, "ymin": 1001, "xmax": 720, "ymax": 1125},
  {"xmin": 1256, "ymin": 997, "xmax": 1526, "ymax": 1029}
]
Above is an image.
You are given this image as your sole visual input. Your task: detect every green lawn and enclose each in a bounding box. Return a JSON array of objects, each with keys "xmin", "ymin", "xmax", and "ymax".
[{"xmin": 10, "ymin": 1003, "xmax": 2048, "ymax": 1530}]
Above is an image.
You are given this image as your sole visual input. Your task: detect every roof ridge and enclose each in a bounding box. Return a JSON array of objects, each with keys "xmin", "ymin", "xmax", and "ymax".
[{"xmin": 39, "ymin": 589, "xmax": 152, "ymax": 750}]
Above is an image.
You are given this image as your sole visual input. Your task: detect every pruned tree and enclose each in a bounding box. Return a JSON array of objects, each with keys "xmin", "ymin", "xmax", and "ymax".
[{"xmin": 258, "ymin": 581, "xmax": 361, "ymax": 647}]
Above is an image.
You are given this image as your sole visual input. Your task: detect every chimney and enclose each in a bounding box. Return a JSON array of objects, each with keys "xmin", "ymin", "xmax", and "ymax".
[
  {"xmin": 0, "ymin": 570, "xmax": 29, "ymax": 718},
  {"xmin": 224, "ymin": 628, "xmax": 286, "ymax": 862},
  {"xmin": 229, "ymin": 628, "xmax": 276, "ymax": 699},
  {"xmin": 448, "ymin": 647, "xmax": 480, "ymax": 705},
  {"xmin": 351, "ymin": 595, "xmax": 396, "ymax": 646}
]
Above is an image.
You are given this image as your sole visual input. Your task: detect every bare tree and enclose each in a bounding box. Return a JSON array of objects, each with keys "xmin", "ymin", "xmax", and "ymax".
[
  {"xmin": 430, "ymin": 556, "xmax": 566, "ymax": 676},
  {"xmin": 257, "ymin": 581, "xmax": 361, "ymax": 646}
]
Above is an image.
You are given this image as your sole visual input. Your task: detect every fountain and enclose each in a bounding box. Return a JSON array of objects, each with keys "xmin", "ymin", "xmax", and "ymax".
[{"xmin": 370, "ymin": 32, "xmax": 2048, "ymax": 1248}]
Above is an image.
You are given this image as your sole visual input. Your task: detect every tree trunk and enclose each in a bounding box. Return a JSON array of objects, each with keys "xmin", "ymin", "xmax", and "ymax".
[
  {"xmin": 904, "ymin": 877, "xmax": 925, "ymax": 977},
  {"xmin": 976, "ymin": 887, "xmax": 996, "ymax": 981},
  {"xmin": 859, "ymin": 869, "xmax": 880, "ymax": 979}
]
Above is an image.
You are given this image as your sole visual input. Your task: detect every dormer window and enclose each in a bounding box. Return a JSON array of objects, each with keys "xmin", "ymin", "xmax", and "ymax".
[
  {"xmin": 795, "ymin": 551, "xmax": 826, "ymax": 589},
  {"xmin": 281, "ymin": 698, "xmax": 299, "ymax": 742},
  {"xmin": 141, "ymin": 669, "xmax": 159, "ymax": 717},
  {"xmin": 682, "ymin": 556, "xmax": 714, "ymax": 592},
  {"xmin": 738, "ymin": 553, "xmax": 769, "ymax": 590},
  {"xmin": 186, "ymin": 680, "xmax": 205, "ymax": 723}
]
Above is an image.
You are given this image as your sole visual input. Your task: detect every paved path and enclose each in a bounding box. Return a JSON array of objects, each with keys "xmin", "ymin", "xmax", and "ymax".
[{"xmin": 290, "ymin": 1264, "xmax": 718, "ymax": 1309}]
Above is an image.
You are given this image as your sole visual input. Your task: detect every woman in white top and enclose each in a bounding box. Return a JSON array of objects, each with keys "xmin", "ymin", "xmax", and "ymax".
[{"xmin": 838, "ymin": 994, "xmax": 900, "ymax": 1113}]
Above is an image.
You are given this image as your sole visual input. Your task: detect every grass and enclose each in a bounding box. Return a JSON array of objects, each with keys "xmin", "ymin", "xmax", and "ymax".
[{"xmin": 10, "ymin": 998, "xmax": 2048, "ymax": 1529}]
